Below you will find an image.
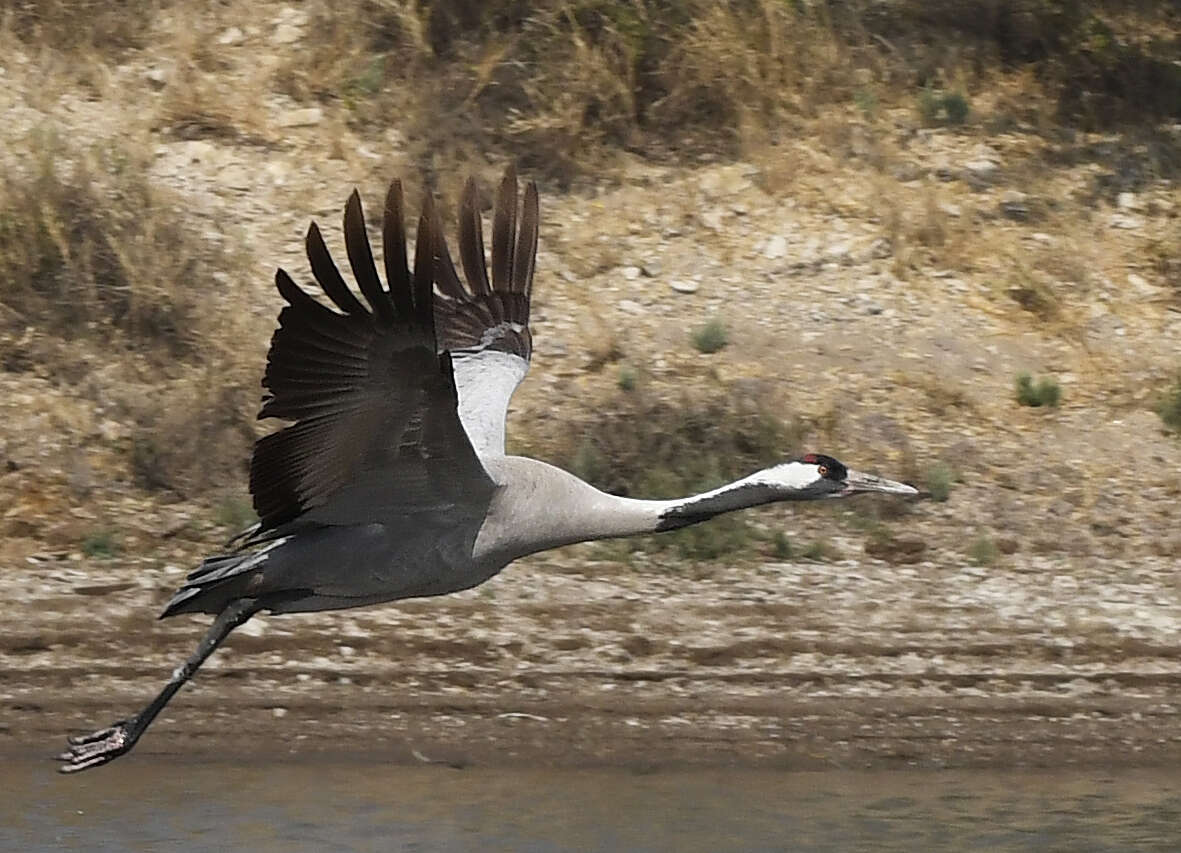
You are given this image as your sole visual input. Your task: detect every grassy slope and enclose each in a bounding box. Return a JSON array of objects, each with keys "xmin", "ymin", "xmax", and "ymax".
[{"xmin": 0, "ymin": 0, "xmax": 1178, "ymax": 566}]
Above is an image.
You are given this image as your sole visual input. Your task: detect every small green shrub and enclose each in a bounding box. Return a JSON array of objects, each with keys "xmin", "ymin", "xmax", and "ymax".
[
  {"xmin": 691, "ymin": 318, "xmax": 728, "ymax": 354},
  {"xmin": 853, "ymin": 87, "xmax": 878, "ymax": 119},
  {"xmin": 82, "ymin": 529, "xmax": 120, "ymax": 559},
  {"xmin": 917, "ymin": 85, "xmax": 942, "ymax": 124},
  {"xmin": 570, "ymin": 439, "xmax": 610, "ymax": 487},
  {"xmin": 925, "ymin": 463, "xmax": 954, "ymax": 502},
  {"xmin": 617, "ymin": 365, "xmax": 638, "ymax": 392},
  {"xmin": 968, "ymin": 536, "xmax": 998, "ymax": 566},
  {"xmin": 1016, "ymin": 373, "xmax": 1061, "ymax": 408},
  {"xmin": 942, "ymin": 92, "xmax": 970, "ymax": 125},
  {"xmin": 801, "ymin": 539, "xmax": 835, "ymax": 561},
  {"xmin": 667, "ymin": 514, "xmax": 758, "ymax": 560},
  {"xmin": 1158, "ymin": 375, "xmax": 1181, "ymax": 432},
  {"xmin": 771, "ymin": 530, "xmax": 793, "ymax": 560},
  {"xmin": 349, "ymin": 56, "xmax": 387, "ymax": 98},
  {"xmin": 214, "ymin": 496, "xmax": 256, "ymax": 531},
  {"xmin": 916, "ymin": 86, "xmax": 971, "ymax": 126}
]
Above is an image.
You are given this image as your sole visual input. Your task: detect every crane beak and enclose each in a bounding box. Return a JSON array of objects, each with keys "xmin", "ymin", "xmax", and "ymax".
[{"xmin": 840, "ymin": 470, "xmax": 919, "ymax": 496}]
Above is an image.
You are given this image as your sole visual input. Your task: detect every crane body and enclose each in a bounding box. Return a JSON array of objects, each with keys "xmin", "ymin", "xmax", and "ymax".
[{"xmin": 59, "ymin": 168, "xmax": 917, "ymax": 773}]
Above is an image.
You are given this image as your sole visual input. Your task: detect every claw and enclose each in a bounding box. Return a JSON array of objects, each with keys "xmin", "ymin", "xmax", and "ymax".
[
  {"xmin": 66, "ymin": 723, "xmax": 123, "ymax": 747},
  {"xmin": 58, "ymin": 721, "xmax": 134, "ymax": 774}
]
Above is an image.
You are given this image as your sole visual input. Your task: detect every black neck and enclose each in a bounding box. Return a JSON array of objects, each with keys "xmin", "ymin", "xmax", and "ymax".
[{"xmin": 654, "ymin": 482, "xmax": 782, "ymax": 532}]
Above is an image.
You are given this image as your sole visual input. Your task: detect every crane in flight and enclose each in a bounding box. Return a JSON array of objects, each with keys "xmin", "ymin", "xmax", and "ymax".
[{"xmin": 59, "ymin": 167, "xmax": 917, "ymax": 772}]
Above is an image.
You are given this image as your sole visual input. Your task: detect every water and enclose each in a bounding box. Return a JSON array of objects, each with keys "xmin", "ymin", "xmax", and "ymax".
[{"xmin": 2, "ymin": 760, "xmax": 1178, "ymax": 852}]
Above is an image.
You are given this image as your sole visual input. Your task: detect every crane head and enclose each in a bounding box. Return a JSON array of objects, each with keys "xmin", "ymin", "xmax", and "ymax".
[{"xmin": 759, "ymin": 453, "xmax": 918, "ymax": 500}]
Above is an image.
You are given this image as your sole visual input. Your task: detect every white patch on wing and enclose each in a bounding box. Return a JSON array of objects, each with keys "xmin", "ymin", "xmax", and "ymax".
[
  {"xmin": 746, "ymin": 462, "xmax": 821, "ymax": 491},
  {"xmin": 452, "ymin": 350, "xmax": 529, "ymax": 456},
  {"xmin": 240, "ymin": 536, "xmax": 290, "ymax": 571}
]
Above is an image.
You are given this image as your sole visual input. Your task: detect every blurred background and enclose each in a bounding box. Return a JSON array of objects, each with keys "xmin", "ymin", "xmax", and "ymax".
[{"xmin": 1, "ymin": 0, "xmax": 1179, "ymax": 790}]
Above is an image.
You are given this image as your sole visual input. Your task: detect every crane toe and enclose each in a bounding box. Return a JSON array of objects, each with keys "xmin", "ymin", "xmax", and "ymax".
[{"xmin": 58, "ymin": 720, "xmax": 133, "ymax": 773}]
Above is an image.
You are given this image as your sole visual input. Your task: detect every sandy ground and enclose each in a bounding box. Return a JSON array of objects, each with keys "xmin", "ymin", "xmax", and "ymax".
[{"xmin": 5, "ymin": 545, "xmax": 1181, "ymax": 772}]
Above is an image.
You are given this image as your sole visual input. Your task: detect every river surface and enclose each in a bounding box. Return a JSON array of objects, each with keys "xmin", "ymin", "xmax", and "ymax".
[{"xmin": 2, "ymin": 760, "xmax": 1179, "ymax": 852}]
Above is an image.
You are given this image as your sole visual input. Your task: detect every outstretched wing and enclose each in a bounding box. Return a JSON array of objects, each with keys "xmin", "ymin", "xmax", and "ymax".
[
  {"xmin": 246, "ymin": 181, "xmax": 495, "ymax": 544},
  {"xmin": 432, "ymin": 166, "xmax": 539, "ymax": 456}
]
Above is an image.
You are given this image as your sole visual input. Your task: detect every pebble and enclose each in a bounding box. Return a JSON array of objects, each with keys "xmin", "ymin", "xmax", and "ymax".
[
  {"xmin": 273, "ymin": 23, "xmax": 302, "ymax": 45},
  {"xmin": 699, "ymin": 208, "xmax": 725, "ymax": 232},
  {"xmin": 277, "ymin": 107, "xmax": 323, "ymax": 128},
  {"xmin": 963, "ymin": 159, "xmax": 999, "ymax": 185},
  {"xmin": 669, "ymin": 280, "xmax": 699, "ymax": 294},
  {"xmin": 271, "ymin": 7, "xmax": 308, "ymax": 45},
  {"xmin": 143, "ymin": 67, "xmax": 168, "ymax": 89},
  {"xmin": 218, "ymin": 164, "xmax": 253, "ymax": 191},
  {"xmin": 999, "ymin": 191, "xmax": 1030, "ymax": 222},
  {"xmin": 217, "ymin": 26, "xmax": 244, "ymax": 46},
  {"xmin": 763, "ymin": 234, "xmax": 788, "ymax": 260},
  {"xmin": 1109, "ymin": 213, "xmax": 1143, "ymax": 230},
  {"xmin": 865, "ymin": 237, "xmax": 892, "ymax": 259},
  {"xmin": 825, "ymin": 241, "xmax": 853, "ymax": 265}
]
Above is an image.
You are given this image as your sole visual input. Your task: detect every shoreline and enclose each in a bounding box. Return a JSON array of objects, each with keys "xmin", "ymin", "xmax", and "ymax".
[
  {"xmin": 13, "ymin": 695, "xmax": 1181, "ymax": 773},
  {"xmin": 5, "ymin": 552, "xmax": 1181, "ymax": 775}
]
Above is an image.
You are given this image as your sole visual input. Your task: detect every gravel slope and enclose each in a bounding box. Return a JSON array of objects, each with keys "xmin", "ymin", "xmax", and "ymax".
[{"xmin": 1, "ymin": 4, "xmax": 1179, "ymax": 770}]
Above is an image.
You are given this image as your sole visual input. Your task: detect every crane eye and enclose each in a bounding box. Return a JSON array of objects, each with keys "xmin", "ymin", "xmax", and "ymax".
[{"xmin": 817, "ymin": 465, "xmax": 828, "ymax": 477}]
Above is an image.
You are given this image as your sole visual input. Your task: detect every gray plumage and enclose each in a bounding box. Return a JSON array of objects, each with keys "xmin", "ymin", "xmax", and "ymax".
[{"xmin": 59, "ymin": 167, "xmax": 917, "ymax": 773}]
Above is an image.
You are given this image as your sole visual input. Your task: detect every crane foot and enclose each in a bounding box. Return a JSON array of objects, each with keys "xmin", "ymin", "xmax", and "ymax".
[{"xmin": 57, "ymin": 719, "xmax": 136, "ymax": 773}]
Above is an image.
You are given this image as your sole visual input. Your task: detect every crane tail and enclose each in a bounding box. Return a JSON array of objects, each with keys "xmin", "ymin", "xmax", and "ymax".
[{"xmin": 161, "ymin": 541, "xmax": 304, "ymax": 618}]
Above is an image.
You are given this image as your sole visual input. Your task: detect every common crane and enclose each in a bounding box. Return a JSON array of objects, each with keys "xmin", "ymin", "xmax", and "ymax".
[{"xmin": 59, "ymin": 167, "xmax": 917, "ymax": 772}]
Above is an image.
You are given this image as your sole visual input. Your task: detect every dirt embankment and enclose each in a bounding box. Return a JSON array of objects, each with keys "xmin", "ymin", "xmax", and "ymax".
[{"xmin": 1, "ymin": 2, "xmax": 1179, "ymax": 770}]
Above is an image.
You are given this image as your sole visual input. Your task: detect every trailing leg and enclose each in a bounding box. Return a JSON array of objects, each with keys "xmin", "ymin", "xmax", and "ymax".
[{"xmin": 58, "ymin": 597, "xmax": 260, "ymax": 774}]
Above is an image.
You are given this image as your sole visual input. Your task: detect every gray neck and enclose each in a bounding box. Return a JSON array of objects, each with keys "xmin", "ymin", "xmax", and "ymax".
[{"xmin": 475, "ymin": 457, "xmax": 792, "ymax": 564}]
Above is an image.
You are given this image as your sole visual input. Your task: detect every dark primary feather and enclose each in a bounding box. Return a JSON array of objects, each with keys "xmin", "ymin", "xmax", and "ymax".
[
  {"xmin": 431, "ymin": 208, "xmax": 467, "ymax": 300},
  {"xmin": 248, "ymin": 184, "xmax": 493, "ymax": 540},
  {"xmin": 513, "ymin": 182, "xmax": 539, "ymax": 297},
  {"xmin": 490, "ymin": 168, "xmax": 517, "ymax": 292},
  {"xmin": 433, "ymin": 168, "xmax": 539, "ymax": 362},
  {"xmin": 305, "ymin": 222, "xmax": 366, "ymax": 316},
  {"xmin": 343, "ymin": 191, "xmax": 395, "ymax": 324},
  {"xmin": 382, "ymin": 180, "xmax": 413, "ymax": 317},
  {"xmin": 458, "ymin": 178, "xmax": 492, "ymax": 297}
]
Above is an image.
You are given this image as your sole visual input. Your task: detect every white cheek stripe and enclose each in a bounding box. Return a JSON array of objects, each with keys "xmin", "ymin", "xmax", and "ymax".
[{"xmin": 745, "ymin": 462, "xmax": 818, "ymax": 491}]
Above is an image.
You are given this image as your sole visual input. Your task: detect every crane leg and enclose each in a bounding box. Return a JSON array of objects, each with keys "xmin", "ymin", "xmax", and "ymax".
[{"xmin": 57, "ymin": 597, "xmax": 260, "ymax": 774}]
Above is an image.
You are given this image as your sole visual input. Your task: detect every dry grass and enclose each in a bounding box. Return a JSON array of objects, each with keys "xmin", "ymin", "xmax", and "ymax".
[
  {"xmin": 1159, "ymin": 374, "xmax": 1181, "ymax": 433},
  {"xmin": 260, "ymin": 0, "xmax": 1179, "ymax": 183},
  {"xmin": 4, "ymin": 0, "xmax": 161, "ymax": 54},
  {"xmin": 272, "ymin": 1, "xmax": 870, "ymax": 182},
  {"xmin": 1, "ymin": 129, "xmax": 195, "ymax": 353},
  {"xmin": 10, "ymin": 1, "xmax": 1176, "ymax": 184},
  {"xmin": 0, "ymin": 125, "xmax": 258, "ymax": 494}
]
